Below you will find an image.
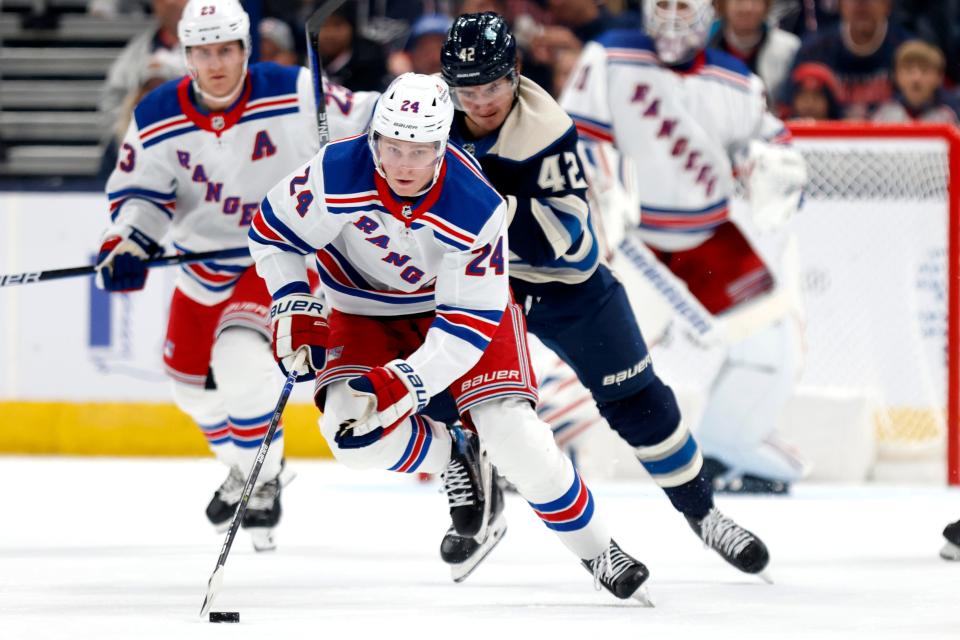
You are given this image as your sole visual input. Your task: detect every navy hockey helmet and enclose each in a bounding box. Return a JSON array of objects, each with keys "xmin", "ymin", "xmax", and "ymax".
[{"xmin": 440, "ymin": 12, "xmax": 517, "ymax": 87}]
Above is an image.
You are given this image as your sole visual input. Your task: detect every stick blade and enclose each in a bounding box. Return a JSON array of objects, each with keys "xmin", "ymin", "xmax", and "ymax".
[{"xmin": 199, "ymin": 566, "xmax": 225, "ymax": 617}]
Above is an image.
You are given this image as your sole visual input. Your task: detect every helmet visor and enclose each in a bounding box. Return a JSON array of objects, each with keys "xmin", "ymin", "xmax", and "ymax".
[{"xmin": 450, "ymin": 71, "xmax": 518, "ymax": 110}]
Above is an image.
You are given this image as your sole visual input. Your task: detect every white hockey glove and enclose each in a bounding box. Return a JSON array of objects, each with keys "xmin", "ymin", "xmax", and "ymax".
[
  {"xmin": 94, "ymin": 224, "xmax": 164, "ymax": 292},
  {"xmin": 270, "ymin": 293, "xmax": 329, "ymax": 382},
  {"xmin": 743, "ymin": 140, "xmax": 808, "ymax": 233},
  {"xmin": 334, "ymin": 359, "xmax": 429, "ymax": 449}
]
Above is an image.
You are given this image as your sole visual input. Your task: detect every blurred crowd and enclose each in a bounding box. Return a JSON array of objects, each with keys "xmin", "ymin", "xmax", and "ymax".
[{"xmin": 99, "ymin": 0, "xmax": 960, "ymax": 155}]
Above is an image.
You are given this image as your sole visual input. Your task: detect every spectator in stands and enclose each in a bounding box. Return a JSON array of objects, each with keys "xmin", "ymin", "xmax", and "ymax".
[
  {"xmin": 388, "ymin": 13, "xmax": 453, "ymax": 76},
  {"xmin": 893, "ymin": 0, "xmax": 960, "ymax": 85},
  {"xmin": 782, "ymin": 0, "xmax": 911, "ymax": 119},
  {"xmin": 100, "ymin": 0, "xmax": 188, "ymax": 129},
  {"xmin": 259, "ymin": 17, "xmax": 298, "ymax": 66},
  {"xmin": 872, "ymin": 40, "xmax": 960, "ymax": 124},
  {"xmin": 785, "ymin": 62, "xmax": 844, "ymax": 120},
  {"xmin": 776, "ymin": 0, "xmax": 841, "ymax": 40},
  {"xmin": 709, "ymin": 0, "xmax": 800, "ymax": 103},
  {"xmin": 317, "ymin": 1, "xmax": 390, "ymax": 92}
]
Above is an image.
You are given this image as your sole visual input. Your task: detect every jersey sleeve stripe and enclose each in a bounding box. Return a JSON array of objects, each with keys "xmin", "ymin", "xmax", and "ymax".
[
  {"xmin": 435, "ymin": 304, "xmax": 503, "ymax": 323},
  {"xmin": 431, "ymin": 316, "xmax": 492, "ymax": 351},
  {"xmin": 255, "ymin": 198, "xmax": 315, "ymax": 254},
  {"xmin": 109, "ymin": 197, "xmax": 175, "ymax": 222},
  {"xmin": 570, "ymin": 114, "xmax": 615, "ymax": 143},
  {"xmin": 435, "ymin": 309, "xmax": 501, "ymax": 340},
  {"xmin": 269, "ymin": 281, "xmax": 311, "ymax": 300}
]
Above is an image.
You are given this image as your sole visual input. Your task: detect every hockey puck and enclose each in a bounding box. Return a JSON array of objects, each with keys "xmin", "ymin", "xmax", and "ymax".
[{"xmin": 209, "ymin": 611, "xmax": 239, "ymax": 623}]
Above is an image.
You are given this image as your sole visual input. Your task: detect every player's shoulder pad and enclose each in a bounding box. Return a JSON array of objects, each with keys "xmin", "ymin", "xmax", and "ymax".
[
  {"xmin": 595, "ymin": 28, "xmax": 656, "ymax": 53},
  {"xmin": 703, "ymin": 47, "xmax": 752, "ymax": 79},
  {"xmin": 320, "ymin": 134, "xmax": 376, "ymax": 195},
  {"xmin": 436, "ymin": 143, "xmax": 505, "ymax": 236},
  {"xmin": 488, "ymin": 76, "xmax": 575, "ymax": 163},
  {"xmin": 132, "ymin": 76, "xmax": 187, "ymax": 131},
  {"xmin": 247, "ymin": 62, "xmax": 301, "ymax": 100}
]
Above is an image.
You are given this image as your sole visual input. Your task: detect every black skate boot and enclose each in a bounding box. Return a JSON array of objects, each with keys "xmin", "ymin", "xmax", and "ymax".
[
  {"xmin": 442, "ymin": 428, "xmax": 487, "ymax": 537},
  {"xmin": 440, "ymin": 468, "xmax": 508, "ymax": 582},
  {"xmin": 686, "ymin": 507, "xmax": 770, "ymax": 577},
  {"xmin": 242, "ymin": 477, "xmax": 282, "ymax": 552},
  {"xmin": 941, "ymin": 519, "xmax": 960, "ymax": 560},
  {"xmin": 582, "ymin": 539, "xmax": 652, "ymax": 605},
  {"xmin": 205, "ymin": 466, "xmax": 244, "ymax": 532}
]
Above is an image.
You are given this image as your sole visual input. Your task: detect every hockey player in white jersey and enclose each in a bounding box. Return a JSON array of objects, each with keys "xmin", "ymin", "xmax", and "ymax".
[
  {"xmin": 248, "ymin": 72, "xmax": 650, "ymax": 602},
  {"xmin": 561, "ymin": 0, "xmax": 809, "ymax": 493},
  {"xmin": 93, "ymin": 0, "xmax": 376, "ymax": 550}
]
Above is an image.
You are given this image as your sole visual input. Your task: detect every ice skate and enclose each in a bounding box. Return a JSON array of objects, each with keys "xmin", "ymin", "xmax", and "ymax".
[
  {"xmin": 702, "ymin": 457, "xmax": 790, "ymax": 495},
  {"xmin": 441, "ymin": 468, "xmax": 507, "ymax": 582},
  {"xmin": 582, "ymin": 539, "xmax": 652, "ymax": 605},
  {"xmin": 205, "ymin": 465, "xmax": 244, "ymax": 532},
  {"xmin": 687, "ymin": 507, "xmax": 770, "ymax": 579},
  {"xmin": 442, "ymin": 428, "xmax": 488, "ymax": 538},
  {"xmin": 242, "ymin": 477, "xmax": 281, "ymax": 552},
  {"xmin": 940, "ymin": 519, "xmax": 960, "ymax": 561}
]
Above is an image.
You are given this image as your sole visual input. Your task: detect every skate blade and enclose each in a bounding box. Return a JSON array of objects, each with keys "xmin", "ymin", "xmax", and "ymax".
[
  {"xmin": 473, "ymin": 449, "xmax": 495, "ymax": 543},
  {"xmin": 940, "ymin": 540, "xmax": 960, "ymax": 561},
  {"xmin": 249, "ymin": 528, "xmax": 276, "ymax": 552},
  {"xmin": 757, "ymin": 569, "xmax": 774, "ymax": 584},
  {"xmin": 450, "ymin": 520, "xmax": 507, "ymax": 584},
  {"xmin": 631, "ymin": 585, "xmax": 655, "ymax": 607}
]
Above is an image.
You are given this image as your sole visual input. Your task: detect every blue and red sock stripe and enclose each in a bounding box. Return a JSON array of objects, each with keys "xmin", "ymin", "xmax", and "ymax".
[
  {"xmin": 528, "ymin": 472, "xmax": 595, "ymax": 532},
  {"xmin": 229, "ymin": 410, "xmax": 282, "ymax": 449},
  {"xmin": 387, "ymin": 415, "xmax": 433, "ymax": 473},
  {"xmin": 199, "ymin": 419, "xmax": 230, "ymax": 446}
]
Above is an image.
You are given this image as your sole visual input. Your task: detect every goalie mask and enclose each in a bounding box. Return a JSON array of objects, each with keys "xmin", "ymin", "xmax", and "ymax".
[
  {"xmin": 643, "ymin": 0, "xmax": 714, "ymax": 65},
  {"xmin": 368, "ymin": 73, "xmax": 455, "ymax": 193},
  {"xmin": 178, "ymin": 0, "xmax": 251, "ymax": 106}
]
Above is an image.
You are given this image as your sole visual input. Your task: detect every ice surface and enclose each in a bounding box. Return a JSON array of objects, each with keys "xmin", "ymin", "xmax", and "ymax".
[{"xmin": 1, "ymin": 457, "xmax": 957, "ymax": 640}]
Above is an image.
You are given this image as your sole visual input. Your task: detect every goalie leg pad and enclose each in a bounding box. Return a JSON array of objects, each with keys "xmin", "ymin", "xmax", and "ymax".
[
  {"xmin": 211, "ymin": 327, "xmax": 285, "ymax": 483},
  {"xmin": 696, "ymin": 319, "xmax": 807, "ymax": 482},
  {"xmin": 319, "ymin": 381, "xmax": 452, "ymax": 474},
  {"xmin": 470, "ymin": 397, "xmax": 610, "ymax": 560}
]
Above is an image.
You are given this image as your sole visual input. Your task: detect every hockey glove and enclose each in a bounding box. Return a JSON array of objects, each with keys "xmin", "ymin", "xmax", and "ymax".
[
  {"xmin": 270, "ymin": 293, "xmax": 329, "ymax": 382},
  {"xmin": 743, "ymin": 140, "xmax": 808, "ymax": 233},
  {"xmin": 335, "ymin": 359, "xmax": 429, "ymax": 449},
  {"xmin": 94, "ymin": 225, "xmax": 164, "ymax": 292}
]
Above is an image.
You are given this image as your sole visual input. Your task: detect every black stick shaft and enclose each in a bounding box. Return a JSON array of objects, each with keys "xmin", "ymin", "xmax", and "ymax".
[
  {"xmin": 199, "ymin": 351, "xmax": 305, "ymax": 616},
  {"xmin": 0, "ymin": 247, "xmax": 249, "ymax": 288}
]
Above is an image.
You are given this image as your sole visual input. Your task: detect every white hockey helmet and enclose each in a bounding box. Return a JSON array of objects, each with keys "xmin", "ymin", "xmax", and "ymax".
[
  {"xmin": 368, "ymin": 73, "xmax": 455, "ymax": 187},
  {"xmin": 178, "ymin": 0, "xmax": 251, "ymax": 104},
  {"xmin": 643, "ymin": 0, "xmax": 714, "ymax": 65}
]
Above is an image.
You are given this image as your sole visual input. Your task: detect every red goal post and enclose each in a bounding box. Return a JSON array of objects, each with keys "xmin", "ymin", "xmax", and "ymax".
[{"xmin": 787, "ymin": 121, "xmax": 960, "ymax": 485}]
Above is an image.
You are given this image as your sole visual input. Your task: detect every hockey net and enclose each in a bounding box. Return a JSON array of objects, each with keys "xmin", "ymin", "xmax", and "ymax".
[{"xmin": 781, "ymin": 123, "xmax": 959, "ymax": 484}]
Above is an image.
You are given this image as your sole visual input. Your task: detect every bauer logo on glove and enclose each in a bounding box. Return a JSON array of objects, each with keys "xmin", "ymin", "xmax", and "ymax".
[{"xmin": 269, "ymin": 292, "xmax": 328, "ymax": 381}]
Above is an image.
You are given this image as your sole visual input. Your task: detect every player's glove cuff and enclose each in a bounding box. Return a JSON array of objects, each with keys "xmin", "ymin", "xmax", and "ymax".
[{"xmin": 270, "ymin": 293, "xmax": 328, "ymax": 382}]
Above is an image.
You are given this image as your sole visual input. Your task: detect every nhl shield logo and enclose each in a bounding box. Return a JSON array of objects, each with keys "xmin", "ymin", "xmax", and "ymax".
[
  {"xmin": 402, "ymin": 204, "xmax": 413, "ymax": 219},
  {"xmin": 212, "ymin": 115, "xmax": 226, "ymax": 131},
  {"xmin": 463, "ymin": 143, "xmax": 476, "ymax": 157}
]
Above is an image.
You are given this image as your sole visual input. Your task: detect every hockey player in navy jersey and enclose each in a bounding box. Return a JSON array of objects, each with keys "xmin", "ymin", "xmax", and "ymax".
[
  {"xmin": 439, "ymin": 12, "xmax": 769, "ymax": 579},
  {"xmin": 561, "ymin": 1, "xmax": 809, "ymax": 494},
  {"xmin": 93, "ymin": 0, "xmax": 377, "ymax": 550},
  {"xmin": 248, "ymin": 72, "xmax": 650, "ymax": 602}
]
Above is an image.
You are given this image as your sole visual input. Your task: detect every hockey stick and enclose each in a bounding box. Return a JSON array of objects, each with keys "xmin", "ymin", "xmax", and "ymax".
[
  {"xmin": 0, "ymin": 247, "xmax": 249, "ymax": 288},
  {"xmin": 305, "ymin": 0, "xmax": 350, "ymax": 149},
  {"xmin": 199, "ymin": 349, "xmax": 307, "ymax": 617}
]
